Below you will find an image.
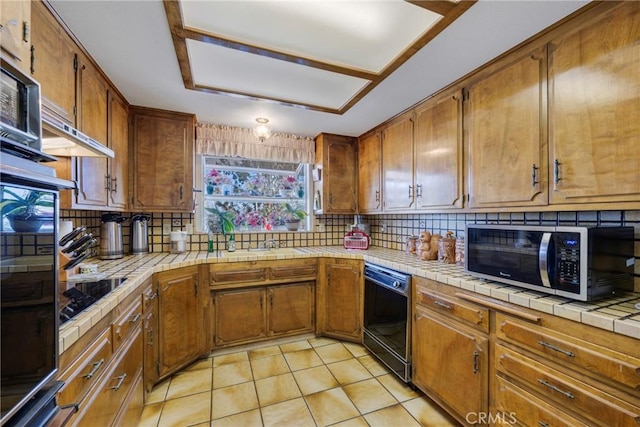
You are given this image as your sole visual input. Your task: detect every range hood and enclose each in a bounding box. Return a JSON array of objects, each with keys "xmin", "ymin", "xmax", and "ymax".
[{"xmin": 41, "ymin": 109, "xmax": 114, "ymax": 158}]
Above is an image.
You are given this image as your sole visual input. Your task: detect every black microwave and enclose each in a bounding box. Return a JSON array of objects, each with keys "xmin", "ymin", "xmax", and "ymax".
[{"xmin": 465, "ymin": 224, "xmax": 635, "ymax": 301}]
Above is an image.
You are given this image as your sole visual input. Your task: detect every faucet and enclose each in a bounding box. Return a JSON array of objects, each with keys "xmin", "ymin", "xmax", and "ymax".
[{"xmin": 262, "ymin": 238, "xmax": 279, "ymax": 249}]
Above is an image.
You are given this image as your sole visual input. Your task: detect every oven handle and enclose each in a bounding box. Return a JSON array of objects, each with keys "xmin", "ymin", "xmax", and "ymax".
[
  {"xmin": 539, "ymin": 232, "xmax": 552, "ymax": 288},
  {"xmin": 364, "ymin": 276, "xmax": 410, "ymax": 297}
]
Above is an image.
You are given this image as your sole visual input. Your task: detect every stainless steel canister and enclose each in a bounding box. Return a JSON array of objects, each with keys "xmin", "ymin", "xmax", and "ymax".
[
  {"xmin": 100, "ymin": 213, "xmax": 126, "ymax": 259},
  {"xmin": 130, "ymin": 214, "xmax": 150, "ymax": 254}
]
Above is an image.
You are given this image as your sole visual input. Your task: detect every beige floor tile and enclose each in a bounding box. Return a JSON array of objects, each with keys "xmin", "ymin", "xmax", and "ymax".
[
  {"xmin": 211, "ymin": 408, "xmax": 263, "ymax": 427},
  {"xmin": 343, "ymin": 342, "xmax": 370, "ymax": 358},
  {"xmin": 326, "ymin": 359, "xmax": 373, "ymax": 385},
  {"xmin": 251, "ymin": 354, "xmax": 290, "ymax": 380},
  {"xmin": 213, "ymin": 360, "xmax": 253, "ymax": 389},
  {"xmin": 255, "ymin": 373, "xmax": 302, "ymax": 407},
  {"xmin": 292, "ymin": 365, "xmax": 339, "ymax": 395},
  {"xmin": 146, "ymin": 378, "xmax": 171, "ymax": 404},
  {"xmin": 343, "ymin": 378, "xmax": 397, "ymax": 414},
  {"xmin": 402, "ymin": 396, "xmax": 459, "ymax": 426},
  {"xmin": 358, "ymin": 354, "xmax": 389, "ymax": 377},
  {"xmin": 211, "ymin": 382, "xmax": 259, "ymax": 420},
  {"xmin": 314, "ymin": 342, "xmax": 354, "ymax": 364},
  {"xmin": 157, "ymin": 391, "xmax": 211, "ymax": 427},
  {"xmin": 283, "ymin": 348, "xmax": 324, "ymax": 371},
  {"xmin": 364, "ymin": 403, "xmax": 422, "ymax": 427},
  {"xmin": 165, "ymin": 368, "xmax": 213, "ymax": 400},
  {"xmin": 184, "ymin": 356, "xmax": 213, "ymax": 371},
  {"xmin": 137, "ymin": 402, "xmax": 163, "ymax": 427},
  {"xmin": 249, "ymin": 345, "xmax": 282, "ymax": 360},
  {"xmin": 280, "ymin": 340, "xmax": 312, "ymax": 353},
  {"xmin": 377, "ymin": 373, "xmax": 421, "ymax": 402},
  {"xmin": 261, "ymin": 397, "xmax": 316, "ymax": 427},
  {"xmin": 309, "ymin": 336, "xmax": 340, "ymax": 348},
  {"xmin": 329, "ymin": 416, "xmax": 370, "ymax": 427},
  {"xmin": 213, "ymin": 351, "xmax": 249, "ymax": 367},
  {"xmin": 304, "ymin": 387, "xmax": 360, "ymax": 426}
]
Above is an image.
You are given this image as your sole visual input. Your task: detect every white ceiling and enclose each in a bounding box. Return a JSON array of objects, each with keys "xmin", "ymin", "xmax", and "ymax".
[{"xmin": 48, "ymin": 0, "xmax": 588, "ymax": 138}]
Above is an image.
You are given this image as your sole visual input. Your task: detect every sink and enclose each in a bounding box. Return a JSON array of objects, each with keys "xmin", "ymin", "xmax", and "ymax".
[{"xmin": 229, "ymin": 248, "xmax": 300, "ymax": 256}]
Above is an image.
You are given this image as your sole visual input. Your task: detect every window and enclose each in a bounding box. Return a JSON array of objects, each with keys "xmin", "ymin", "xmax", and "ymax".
[{"xmin": 198, "ymin": 156, "xmax": 311, "ymax": 233}]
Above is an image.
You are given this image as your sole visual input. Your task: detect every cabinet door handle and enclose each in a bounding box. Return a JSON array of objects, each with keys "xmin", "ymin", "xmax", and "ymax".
[
  {"xmin": 538, "ymin": 422, "xmax": 550, "ymax": 427},
  {"xmin": 270, "ymin": 294, "xmax": 273, "ymax": 308},
  {"xmin": 537, "ymin": 379, "xmax": 574, "ymax": 399},
  {"xmin": 416, "ymin": 184, "xmax": 423, "ymax": 198},
  {"xmin": 130, "ymin": 313, "xmax": 141, "ymax": 324},
  {"xmin": 329, "ymin": 193, "xmax": 333, "ymax": 205},
  {"xmin": 179, "ymin": 185, "xmax": 184, "ymax": 200},
  {"xmin": 109, "ymin": 373, "xmax": 127, "ymax": 391},
  {"xmin": 375, "ymin": 190, "xmax": 380, "ymax": 203},
  {"xmin": 472, "ymin": 351, "xmax": 480, "ymax": 374},
  {"xmin": 111, "ymin": 176, "xmax": 118, "ymax": 193},
  {"xmin": 104, "ymin": 174, "xmax": 111, "ymax": 191},
  {"xmin": 537, "ymin": 341, "xmax": 575, "ymax": 357},
  {"xmin": 434, "ymin": 300, "xmax": 452, "ymax": 310},
  {"xmin": 531, "ymin": 163, "xmax": 539, "ymax": 186},
  {"xmin": 83, "ymin": 359, "xmax": 104, "ymax": 379},
  {"xmin": 30, "ymin": 45, "xmax": 36, "ymax": 74},
  {"xmin": 554, "ymin": 159, "xmax": 561, "ymax": 184},
  {"xmin": 147, "ymin": 292, "xmax": 158, "ymax": 301},
  {"xmin": 408, "ymin": 185, "xmax": 413, "ymax": 199},
  {"xmin": 147, "ymin": 328, "xmax": 154, "ymax": 346},
  {"xmin": 260, "ymin": 295, "xmax": 263, "ymax": 309}
]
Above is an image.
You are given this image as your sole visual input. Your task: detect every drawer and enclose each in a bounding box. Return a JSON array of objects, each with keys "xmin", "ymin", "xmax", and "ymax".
[
  {"xmin": 111, "ymin": 299, "xmax": 143, "ymax": 352},
  {"xmin": 497, "ymin": 313, "xmax": 640, "ymax": 391},
  {"xmin": 57, "ymin": 328, "xmax": 113, "ymax": 406},
  {"xmin": 269, "ymin": 260, "xmax": 317, "ymax": 280},
  {"xmin": 495, "ymin": 375, "xmax": 589, "ymax": 427},
  {"xmin": 415, "ymin": 287, "xmax": 489, "ymax": 333},
  {"xmin": 72, "ymin": 328, "xmax": 143, "ymax": 427},
  {"xmin": 210, "ymin": 265, "xmax": 267, "ymax": 286},
  {"xmin": 495, "ymin": 344, "xmax": 640, "ymax": 427}
]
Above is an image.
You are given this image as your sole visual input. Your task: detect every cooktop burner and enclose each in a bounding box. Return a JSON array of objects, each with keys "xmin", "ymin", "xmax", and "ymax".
[{"xmin": 59, "ymin": 277, "xmax": 127, "ymax": 324}]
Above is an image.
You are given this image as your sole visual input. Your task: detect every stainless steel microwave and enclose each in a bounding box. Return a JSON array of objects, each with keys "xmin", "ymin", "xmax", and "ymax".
[{"xmin": 465, "ymin": 224, "xmax": 636, "ymax": 301}]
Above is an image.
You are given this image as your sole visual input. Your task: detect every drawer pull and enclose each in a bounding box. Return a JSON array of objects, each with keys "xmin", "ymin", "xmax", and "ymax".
[
  {"xmin": 434, "ymin": 300, "xmax": 452, "ymax": 310},
  {"xmin": 537, "ymin": 341, "xmax": 575, "ymax": 358},
  {"xmin": 537, "ymin": 422, "xmax": 549, "ymax": 427},
  {"xmin": 83, "ymin": 359, "xmax": 104, "ymax": 379},
  {"xmin": 472, "ymin": 351, "xmax": 480, "ymax": 374},
  {"xmin": 147, "ymin": 292, "xmax": 157, "ymax": 301},
  {"xmin": 130, "ymin": 313, "xmax": 141, "ymax": 324},
  {"xmin": 109, "ymin": 373, "xmax": 127, "ymax": 391},
  {"xmin": 537, "ymin": 379, "xmax": 574, "ymax": 400}
]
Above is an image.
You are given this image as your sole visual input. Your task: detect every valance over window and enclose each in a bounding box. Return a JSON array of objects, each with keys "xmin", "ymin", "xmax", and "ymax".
[{"xmin": 196, "ymin": 122, "xmax": 315, "ymax": 164}]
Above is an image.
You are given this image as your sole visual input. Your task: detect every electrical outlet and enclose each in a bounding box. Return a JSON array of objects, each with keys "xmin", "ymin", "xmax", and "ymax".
[
  {"xmin": 185, "ymin": 223, "xmax": 193, "ymax": 234},
  {"xmin": 172, "ymin": 219, "xmax": 181, "ymax": 226},
  {"xmin": 163, "ymin": 224, "xmax": 171, "ymax": 235},
  {"xmin": 380, "ymin": 222, "xmax": 387, "ymax": 232}
]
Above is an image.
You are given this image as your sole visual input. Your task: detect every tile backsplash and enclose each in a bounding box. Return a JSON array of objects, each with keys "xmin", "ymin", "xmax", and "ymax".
[{"xmin": 61, "ymin": 209, "xmax": 639, "ymax": 291}]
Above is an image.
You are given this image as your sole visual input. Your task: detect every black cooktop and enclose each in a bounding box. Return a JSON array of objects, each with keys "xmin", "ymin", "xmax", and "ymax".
[{"xmin": 59, "ymin": 277, "xmax": 127, "ymax": 324}]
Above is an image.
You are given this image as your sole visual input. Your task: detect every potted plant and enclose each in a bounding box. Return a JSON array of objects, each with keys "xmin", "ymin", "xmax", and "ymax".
[
  {"xmin": 1, "ymin": 189, "xmax": 54, "ymax": 232},
  {"xmin": 205, "ymin": 205, "xmax": 236, "ymax": 236},
  {"xmin": 283, "ymin": 203, "xmax": 307, "ymax": 231}
]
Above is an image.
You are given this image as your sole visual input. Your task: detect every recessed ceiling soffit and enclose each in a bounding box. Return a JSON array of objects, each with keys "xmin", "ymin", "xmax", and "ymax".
[{"xmin": 164, "ymin": 0, "xmax": 476, "ymax": 114}]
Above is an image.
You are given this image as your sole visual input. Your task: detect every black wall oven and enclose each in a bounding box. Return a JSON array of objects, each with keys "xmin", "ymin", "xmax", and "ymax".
[{"xmin": 363, "ymin": 263, "xmax": 412, "ymax": 383}]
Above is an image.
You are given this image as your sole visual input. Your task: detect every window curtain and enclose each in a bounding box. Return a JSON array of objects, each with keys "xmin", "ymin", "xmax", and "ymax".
[{"xmin": 196, "ymin": 122, "xmax": 315, "ymax": 164}]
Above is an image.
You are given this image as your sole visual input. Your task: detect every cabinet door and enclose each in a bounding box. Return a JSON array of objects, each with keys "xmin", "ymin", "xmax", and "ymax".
[
  {"xmin": 414, "ymin": 90, "xmax": 463, "ymax": 209},
  {"xmin": 131, "ymin": 108, "xmax": 195, "ymax": 212},
  {"xmin": 156, "ymin": 267, "xmax": 204, "ymax": 378},
  {"xmin": 323, "ymin": 260, "xmax": 362, "ymax": 341},
  {"xmin": 357, "ymin": 132, "xmax": 382, "ymax": 213},
  {"xmin": 466, "ymin": 47, "xmax": 548, "ymax": 208},
  {"xmin": 214, "ymin": 288, "xmax": 266, "ymax": 346},
  {"xmin": 382, "ymin": 113, "xmax": 414, "ymax": 211},
  {"xmin": 75, "ymin": 56, "xmax": 109, "ymax": 208},
  {"xmin": 549, "ymin": 2, "xmax": 640, "ymax": 204},
  {"xmin": 30, "ymin": 1, "xmax": 76, "ymax": 119},
  {"xmin": 108, "ymin": 91, "xmax": 128, "ymax": 210},
  {"xmin": 267, "ymin": 283, "xmax": 314, "ymax": 337},
  {"xmin": 412, "ymin": 306, "xmax": 488, "ymax": 422},
  {"xmin": 323, "ymin": 134, "xmax": 357, "ymax": 213},
  {"xmin": 0, "ymin": 0, "xmax": 30, "ymax": 70}
]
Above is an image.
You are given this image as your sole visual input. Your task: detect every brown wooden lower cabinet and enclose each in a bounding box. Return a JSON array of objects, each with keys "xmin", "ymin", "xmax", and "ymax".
[
  {"xmin": 318, "ymin": 259, "xmax": 363, "ymax": 342},
  {"xmin": 213, "ymin": 281, "xmax": 315, "ymax": 347}
]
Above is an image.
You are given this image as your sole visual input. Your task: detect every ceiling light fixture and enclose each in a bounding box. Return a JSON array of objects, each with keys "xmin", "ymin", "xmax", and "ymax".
[{"xmin": 252, "ymin": 117, "xmax": 272, "ymax": 141}]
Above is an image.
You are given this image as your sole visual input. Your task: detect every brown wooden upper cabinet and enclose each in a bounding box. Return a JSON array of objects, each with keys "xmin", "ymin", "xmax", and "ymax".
[
  {"xmin": 465, "ymin": 46, "xmax": 548, "ymax": 209},
  {"xmin": 1, "ymin": 0, "xmax": 31, "ymax": 72},
  {"xmin": 357, "ymin": 131, "xmax": 382, "ymax": 213},
  {"xmin": 548, "ymin": 2, "xmax": 640, "ymax": 205},
  {"xmin": 30, "ymin": 0, "xmax": 76, "ymax": 121},
  {"xmin": 414, "ymin": 88, "xmax": 464, "ymax": 210},
  {"xmin": 129, "ymin": 107, "xmax": 195, "ymax": 212},
  {"xmin": 314, "ymin": 133, "xmax": 357, "ymax": 214},
  {"xmin": 382, "ymin": 112, "xmax": 414, "ymax": 211}
]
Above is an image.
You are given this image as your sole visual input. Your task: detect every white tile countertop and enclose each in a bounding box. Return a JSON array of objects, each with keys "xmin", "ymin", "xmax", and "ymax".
[{"xmin": 58, "ymin": 246, "xmax": 640, "ymax": 354}]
